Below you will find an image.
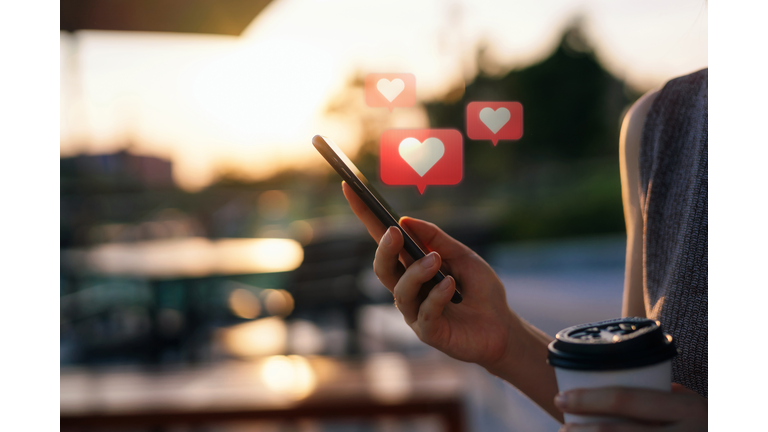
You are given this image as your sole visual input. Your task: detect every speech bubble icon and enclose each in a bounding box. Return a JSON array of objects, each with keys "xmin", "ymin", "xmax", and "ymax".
[
  {"xmin": 380, "ymin": 129, "xmax": 462, "ymax": 194},
  {"xmin": 466, "ymin": 101, "xmax": 523, "ymax": 145},
  {"xmin": 366, "ymin": 73, "xmax": 416, "ymax": 112}
]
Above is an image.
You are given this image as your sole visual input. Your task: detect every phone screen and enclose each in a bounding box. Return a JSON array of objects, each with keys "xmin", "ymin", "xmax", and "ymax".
[{"xmin": 312, "ymin": 135, "xmax": 462, "ymax": 304}]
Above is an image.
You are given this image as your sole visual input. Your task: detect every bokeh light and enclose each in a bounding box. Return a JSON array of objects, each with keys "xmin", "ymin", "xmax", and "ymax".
[
  {"xmin": 215, "ymin": 238, "xmax": 304, "ymax": 275},
  {"xmin": 228, "ymin": 288, "xmax": 261, "ymax": 319},
  {"xmin": 260, "ymin": 355, "xmax": 317, "ymax": 400},
  {"xmin": 287, "ymin": 320, "xmax": 325, "ymax": 356},
  {"xmin": 68, "ymin": 237, "xmax": 304, "ymax": 278},
  {"xmin": 262, "ymin": 289, "xmax": 294, "ymax": 317},
  {"xmin": 221, "ymin": 317, "xmax": 287, "ymax": 358},
  {"xmin": 365, "ymin": 352, "xmax": 412, "ymax": 404}
]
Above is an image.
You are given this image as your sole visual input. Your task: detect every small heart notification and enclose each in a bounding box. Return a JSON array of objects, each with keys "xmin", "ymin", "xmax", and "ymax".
[
  {"xmin": 366, "ymin": 73, "xmax": 416, "ymax": 111},
  {"xmin": 380, "ymin": 129, "xmax": 462, "ymax": 194},
  {"xmin": 467, "ymin": 101, "xmax": 523, "ymax": 145},
  {"xmin": 377, "ymin": 79, "xmax": 405, "ymax": 102}
]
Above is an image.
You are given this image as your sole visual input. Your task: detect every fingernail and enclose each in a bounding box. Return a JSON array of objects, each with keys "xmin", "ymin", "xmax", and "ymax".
[
  {"xmin": 381, "ymin": 228, "xmax": 393, "ymax": 246},
  {"xmin": 555, "ymin": 392, "xmax": 568, "ymax": 409},
  {"xmin": 437, "ymin": 276, "xmax": 452, "ymax": 292},
  {"xmin": 421, "ymin": 252, "xmax": 437, "ymax": 268}
]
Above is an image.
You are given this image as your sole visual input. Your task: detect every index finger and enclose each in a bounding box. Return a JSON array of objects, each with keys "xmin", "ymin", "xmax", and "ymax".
[
  {"xmin": 342, "ymin": 181, "xmax": 415, "ymax": 268},
  {"xmin": 342, "ymin": 181, "xmax": 387, "ymax": 243}
]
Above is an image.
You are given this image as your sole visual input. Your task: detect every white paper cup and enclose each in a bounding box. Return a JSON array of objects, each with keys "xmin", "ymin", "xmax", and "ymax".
[{"xmin": 547, "ymin": 318, "xmax": 677, "ymax": 424}]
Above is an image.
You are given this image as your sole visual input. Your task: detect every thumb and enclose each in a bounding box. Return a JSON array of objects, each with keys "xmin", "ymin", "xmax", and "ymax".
[{"xmin": 399, "ymin": 217, "xmax": 471, "ymax": 260}]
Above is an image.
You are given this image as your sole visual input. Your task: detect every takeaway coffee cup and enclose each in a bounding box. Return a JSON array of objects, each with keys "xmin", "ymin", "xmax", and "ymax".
[{"xmin": 547, "ymin": 317, "xmax": 677, "ymax": 424}]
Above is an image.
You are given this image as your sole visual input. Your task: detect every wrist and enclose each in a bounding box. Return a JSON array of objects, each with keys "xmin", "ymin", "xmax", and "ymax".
[{"xmin": 479, "ymin": 310, "xmax": 530, "ymax": 378}]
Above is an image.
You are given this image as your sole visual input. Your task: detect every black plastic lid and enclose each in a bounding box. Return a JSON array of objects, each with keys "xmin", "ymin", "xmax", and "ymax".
[{"xmin": 547, "ymin": 317, "xmax": 677, "ymax": 371}]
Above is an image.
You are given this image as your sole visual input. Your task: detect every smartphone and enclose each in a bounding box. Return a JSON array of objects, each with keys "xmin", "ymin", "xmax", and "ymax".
[{"xmin": 312, "ymin": 134, "xmax": 462, "ymax": 304}]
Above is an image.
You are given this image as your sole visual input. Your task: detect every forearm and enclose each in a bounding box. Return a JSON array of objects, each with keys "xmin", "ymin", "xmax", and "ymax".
[{"xmin": 482, "ymin": 314, "xmax": 563, "ymax": 422}]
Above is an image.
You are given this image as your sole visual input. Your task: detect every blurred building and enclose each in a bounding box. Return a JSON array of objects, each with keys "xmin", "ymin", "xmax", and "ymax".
[{"xmin": 62, "ymin": 150, "xmax": 174, "ymax": 188}]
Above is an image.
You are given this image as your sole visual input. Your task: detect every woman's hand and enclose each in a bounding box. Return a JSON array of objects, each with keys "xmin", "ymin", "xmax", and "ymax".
[
  {"xmin": 342, "ymin": 182, "xmax": 518, "ymax": 368},
  {"xmin": 555, "ymin": 383, "xmax": 708, "ymax": 431},
  {"xmin": 342, "ymin": 181, "xmax": 563, "ymax": 420}
]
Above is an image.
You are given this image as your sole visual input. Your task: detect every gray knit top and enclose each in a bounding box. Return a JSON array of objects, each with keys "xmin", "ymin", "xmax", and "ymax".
[{"xmin": 639, "ymin": 68, "xmax": 708, "ymax": 398}]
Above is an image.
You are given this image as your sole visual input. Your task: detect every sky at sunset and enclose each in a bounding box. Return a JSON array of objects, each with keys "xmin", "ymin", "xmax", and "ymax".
[{"xmin": 60, "ymin": 0, "xmax": 708, "ymax": 190}]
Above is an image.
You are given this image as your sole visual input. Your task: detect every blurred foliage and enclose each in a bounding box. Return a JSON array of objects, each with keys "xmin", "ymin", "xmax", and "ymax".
[
  {"xmin": 61, "ymin": 24, "xmax": 641, "ymax": 250},
  {"xmin": 352, "ymin": 24, "xmax": 641, "ymax": 241}
]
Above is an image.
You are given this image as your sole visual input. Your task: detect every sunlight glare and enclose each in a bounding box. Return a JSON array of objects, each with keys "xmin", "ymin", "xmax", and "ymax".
[{"xmin": 61, "ymin": 0, "xmax": 707, "ymax": 189}]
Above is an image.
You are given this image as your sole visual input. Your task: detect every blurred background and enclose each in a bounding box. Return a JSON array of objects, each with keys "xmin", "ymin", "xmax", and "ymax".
[{"xmin": 59, "ymin": 0, "xmax": 707, "ymax": 431}]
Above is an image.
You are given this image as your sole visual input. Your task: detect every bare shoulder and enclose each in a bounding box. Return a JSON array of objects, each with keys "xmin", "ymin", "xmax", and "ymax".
[
  {"xmin": 620, "ymin": 88, "xmax": 661, "ymax": 211},
  {"xmin": 620, "ymin": 89, "xmax": 660, "ymax": 166},
  {"xmin": 619, "ymin": 88, "xmax": 660, "ymax": 318}
]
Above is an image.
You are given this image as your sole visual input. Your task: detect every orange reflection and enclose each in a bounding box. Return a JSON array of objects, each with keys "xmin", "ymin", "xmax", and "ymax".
[
  {"xmin": 215, "ymin": 238, "xmax": 304, "ymax": 275},
  {"xmin": 221, "ymin": 317, "xmax": 286, "ymax": 357},
  {"xmin": 228, "ymin": 288, "xmax": 261, "ymax": 319},
  {"xmin": 68, "ymin": 237, "xmax": 303, "ymax": 278},
  {"xmin": 260, "ymin": 355, "xmax": 317, "ymax": 400},
  {"xmin": 262, "ymin": 289, "xmax": 294, "ymax": 317}
]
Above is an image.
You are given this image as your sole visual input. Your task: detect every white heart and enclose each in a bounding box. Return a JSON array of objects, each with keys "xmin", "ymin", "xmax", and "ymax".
[
  {"xmin": 479, "ymin": 107, "xmax": 511, "ymax": 134},
  {"xmin": 398, "ymin": 137, "xmax": 445, "ymax": 177},
  {"xmin": 377, "ymin": 78, "xmax": 405, "ymax": 102}
]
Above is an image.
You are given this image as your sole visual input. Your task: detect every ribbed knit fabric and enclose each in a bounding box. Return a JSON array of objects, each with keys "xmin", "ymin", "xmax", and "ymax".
[{"xmin": 639, "ymin": 68, "xmax": 708, "ymax": 398}]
